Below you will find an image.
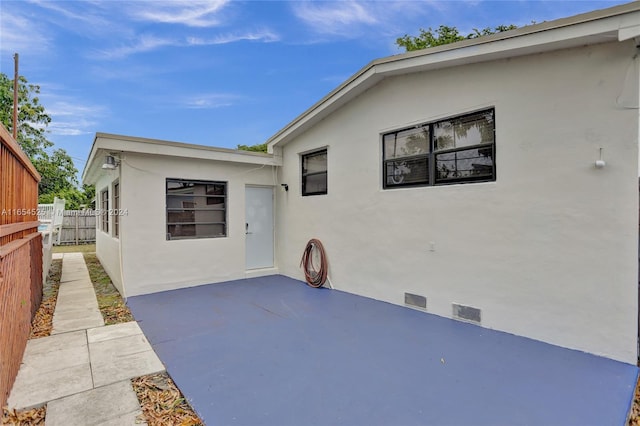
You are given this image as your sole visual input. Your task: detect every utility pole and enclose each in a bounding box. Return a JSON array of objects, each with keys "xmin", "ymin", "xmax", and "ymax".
[{"xmin": 13, "ymin": 53, "xmax": 19, "ymax": 139}]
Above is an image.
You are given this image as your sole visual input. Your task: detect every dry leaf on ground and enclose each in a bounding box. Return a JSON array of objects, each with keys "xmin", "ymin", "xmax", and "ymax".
[
  {"xmin": 132, "ymin": 373, "xmax": 203, "ymax": 426},
  {"xmin": 629, "ymin": 377, "xmax": 640, "ymax": 425},
  {"xmin": 1, "ymin": 406, "xmax": 46, "ymax": 425}
]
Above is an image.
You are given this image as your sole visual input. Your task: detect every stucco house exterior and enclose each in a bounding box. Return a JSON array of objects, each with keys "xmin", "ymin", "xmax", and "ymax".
[
  {"xmin": 83, "ymin": 2, "xmax": 640, "ymax": 364},
  {"xmin": 82, "ymin": 135, "xmax": 280, "ymax": 296}
]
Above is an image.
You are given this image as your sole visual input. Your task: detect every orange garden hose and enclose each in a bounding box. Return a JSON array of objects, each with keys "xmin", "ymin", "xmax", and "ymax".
[{"xmin": 300, "ymin": 239, "xmax": 328, "ymax": 288}]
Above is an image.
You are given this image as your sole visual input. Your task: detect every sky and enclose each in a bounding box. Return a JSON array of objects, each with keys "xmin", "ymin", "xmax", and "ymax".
[{"xmin": 0, "ymin": 0, "xmax": 632, "ymax": 182}]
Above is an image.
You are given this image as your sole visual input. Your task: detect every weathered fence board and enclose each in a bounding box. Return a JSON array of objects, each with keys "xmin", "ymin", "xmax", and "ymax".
[
  {"xmin": 58, "ymin": 210, "xmax": 96, "ymax": 245},
  {"xmin": 0, "ymin": 123, "xmax": 42, "ymax": 408}
]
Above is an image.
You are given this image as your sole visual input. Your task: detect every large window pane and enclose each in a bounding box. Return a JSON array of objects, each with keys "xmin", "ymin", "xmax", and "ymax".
[
  {"xmin": 303, "ymin": 151, "xmax": 327, "ymax": 174},
  {"xmin": 434, "ymin": 110, "xmax": 494, "ymax": 151},
  {"xmin": 382, "ymin": 108, "xmax": 495, "ymax": 189},
  {"xmin": 168, "ymin": 224, "xmax": 226, "ymax": 239},
  {"xmin": 385, "ymin": 157, "xmax": 429, "ymax": 186},
  {"xmin": 167, "ymin": 209, "xmax": 225, "ymax": 223},
  {"xmin": 166, "ymin": 179, "xmax": 227, "ymax": 240},
  {"xmin": 303, "ymin": 172, "xmax": 327, "ymax": 195},
  {"xmin": 166, "ymin": 195, "xmax": 225, "ymax": 209},
  {"xmin": 435, "ymin": 146, "xmax": 494, "ymax": 183},
  {"xmin": 384, "ymin": 127, "xmax": 429, "ymax": 159}
]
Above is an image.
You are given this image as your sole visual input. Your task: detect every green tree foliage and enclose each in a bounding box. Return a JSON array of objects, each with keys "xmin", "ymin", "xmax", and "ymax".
[
  {"xmin": 38, "ymin": 184, "xmax": 95, "ymax": 210},
  {"xmin": 0, "ymin": 73, "xmax": 52, "ymax": 158},
  {"xmin": 237, "ymin": 143, "xmax": 268, "ymax": 153},
  {"xmin": 0, "ymin": 72, "xmax": 94, "ymax": 205},
  {"xmin": 396, "ymin": 24, "xmax": 518, "ymax": 51}
]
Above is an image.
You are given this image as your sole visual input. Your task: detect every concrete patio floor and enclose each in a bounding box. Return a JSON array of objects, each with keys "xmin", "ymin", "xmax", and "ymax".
[{"xmin": 128, "ymin": 275, "xmax": 639, "ymax": 426}]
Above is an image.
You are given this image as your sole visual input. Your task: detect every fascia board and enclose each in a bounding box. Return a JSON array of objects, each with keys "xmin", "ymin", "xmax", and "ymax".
[
  {"xmin": 266, "ymin": 67, "xmax": 380, "ymax": 150},
  {"xmin": 376, "ymin": 20, "xmax": 621, "ymax": 76},
  {"xmin": 83, "ymin": 134, "xmax": 281, "ymax": 185},
  {"xmin": 267, "ymin": 9, "xmax": 639, "ymax": 149}
]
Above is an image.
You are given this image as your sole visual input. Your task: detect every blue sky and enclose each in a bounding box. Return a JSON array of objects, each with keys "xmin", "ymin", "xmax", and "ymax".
[{"xmin": 0, "ymin": 0, "xmax": 630, "ymax": 181}]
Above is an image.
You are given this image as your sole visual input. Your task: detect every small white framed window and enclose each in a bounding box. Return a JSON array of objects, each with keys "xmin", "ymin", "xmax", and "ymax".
[{"xmin": 301, "ymin": 149, "xmax": 327, "ymax": 196}]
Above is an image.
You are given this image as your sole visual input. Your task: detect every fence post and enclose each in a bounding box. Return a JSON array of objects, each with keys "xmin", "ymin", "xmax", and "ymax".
[{"xmin": 75, "ymin": 211, "xmax": 79, "ymax": 245}]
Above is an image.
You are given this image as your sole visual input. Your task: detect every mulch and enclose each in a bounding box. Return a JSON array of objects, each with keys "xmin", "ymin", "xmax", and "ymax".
[
  {"xmin": 629, "ymin": 378, "xmax": 640, "ymax": 425},
  {"xmin": 132, "ymin": 373, "xmax": 203, "ymax": 426}
]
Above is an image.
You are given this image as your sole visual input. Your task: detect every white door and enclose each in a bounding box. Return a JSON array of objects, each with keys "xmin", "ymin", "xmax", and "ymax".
[{"xmin": 245, "ymin": 186, "xmax": 274, "ymax": 270}]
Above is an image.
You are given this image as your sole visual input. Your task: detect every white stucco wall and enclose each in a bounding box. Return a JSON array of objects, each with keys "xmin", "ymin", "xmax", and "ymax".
[
  {"xmin": 119, "ymin": 153, "xmax": 277, "ymax": 296},
  {"xmin": 275, "ymin": 41, "xmax": 639, "ymax": 363},
  {"xmin": 94, "ymin": 173, "xmax": 123, "ymax": 294}
]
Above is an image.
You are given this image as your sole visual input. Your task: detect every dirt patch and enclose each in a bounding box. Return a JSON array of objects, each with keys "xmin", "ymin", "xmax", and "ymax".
[
  {"xmin": 132, "ymin": 373, "xmax": 203, "ymax": 426},
  {"xmin": 83, "ymin": 253, "xmax": 134, "ymax": 325}
]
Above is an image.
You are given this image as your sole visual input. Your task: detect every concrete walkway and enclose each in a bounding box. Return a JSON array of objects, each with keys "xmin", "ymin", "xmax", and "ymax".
[{"xmin": 6, "ymin": 252, "xmax": 165, "ymax": 425}]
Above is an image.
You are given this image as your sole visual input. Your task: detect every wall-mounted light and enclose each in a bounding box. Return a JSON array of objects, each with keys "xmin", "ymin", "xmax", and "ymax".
[
  {"xmin": 595, "ymin": 148, "xmax": 606, "ymax": 169},
  {"xmin": 281, "ymin": 184, "xmax": 289, "ymax": 191},
  {"xmin": 101, "ymin": 155, "xmax": 119, "ymax": 170}
]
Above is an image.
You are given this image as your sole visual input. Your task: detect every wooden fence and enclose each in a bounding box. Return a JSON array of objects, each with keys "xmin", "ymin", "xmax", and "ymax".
[
  {"xmin": 0, "ymin": 123, "xmax": 42, "ymax": 408},
  {"xmin": 59, "ymin": 210, "xmax": 96, "ymax": 245}
]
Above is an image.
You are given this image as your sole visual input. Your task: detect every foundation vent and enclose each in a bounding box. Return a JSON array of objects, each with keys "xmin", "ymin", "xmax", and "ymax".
[
  {"xmin": 452, "ymin": 303, "xmax": 481, "ymax": 324},
  {"xmin": 404, "ymin": 293, "xmax": 426, "ymax": 310}
]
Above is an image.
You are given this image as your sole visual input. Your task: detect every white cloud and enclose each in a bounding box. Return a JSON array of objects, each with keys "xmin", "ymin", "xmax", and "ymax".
[
  {"xmin": 30, "ymin": 0, "xmax": 108, "ymax": 26},
  {"xmin": 127, "ymin": 0, "xmax": 231, "ymax": 27},
  {"xmin": 0, "ymin": 12, "xmax": 51, "ymax": 55},
  {"xmin": 40, "ymin": 96, "xmax": 108, "ymax": 136},
  {"xmin": 182, "ymin": 93, "xmax": 240, "ymax": 109},
  {"xmin": 290, "ymin": 0, "xmax": 470, "ymax": 44},
  {"xmin": 292, "ymin": 1, "xmax": 378, "ymax": 37},
  {"xmin": 26, "ymin": 0, "xmax": 135, "ymax": 40},
  {"xmin": 91, "ymin": 34, "xmax": 181, "ymax": 59},
  {"xmin": 95, "ymin": 28, "xmax": 279, "ymax": 60},
  {"xmin": 187, "ymin": 29, "xmax": 280, "ymax": 46}
]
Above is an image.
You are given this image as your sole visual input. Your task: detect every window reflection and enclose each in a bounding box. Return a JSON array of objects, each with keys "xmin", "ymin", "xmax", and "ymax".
[
  {"xmin": 166, "ymin": 179, "xmax": 227, "ymax": 240},
  {"xmin": 383, "ymin": 109, "xmax": 495, "ymax": 188}
]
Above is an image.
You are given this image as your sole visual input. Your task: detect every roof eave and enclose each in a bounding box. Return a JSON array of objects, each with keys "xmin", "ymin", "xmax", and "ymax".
[
  {"xmin": 82, "ymin": 132, "xmax": 281, "ymax": 186},
  {"xmin": 266, "ymin": 2, "xmax": 640, "ymax": 149}
]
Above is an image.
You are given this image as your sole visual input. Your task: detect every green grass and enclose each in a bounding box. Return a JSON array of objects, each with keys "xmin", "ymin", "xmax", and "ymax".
[
  {"xmin": 83, "ymin": 252, "xmax": 134, "ymax": 325},
  {"xmin": 53, "ymin": 243, "xmax": 96, "ymax": 253}
]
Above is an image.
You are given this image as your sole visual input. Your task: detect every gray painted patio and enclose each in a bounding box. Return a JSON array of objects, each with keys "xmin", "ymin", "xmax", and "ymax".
[{"xmin": 127, "ymin": 275, "xmax": 638, "ymax": 426}]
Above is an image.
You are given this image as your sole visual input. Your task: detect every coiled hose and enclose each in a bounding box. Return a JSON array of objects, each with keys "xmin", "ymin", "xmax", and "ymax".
[{"xmin": 300, "ymin": 239, "xmax": 328, "ymax": 288}]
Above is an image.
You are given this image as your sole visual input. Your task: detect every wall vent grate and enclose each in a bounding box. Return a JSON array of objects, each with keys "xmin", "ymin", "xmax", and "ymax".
[
  {"xmin": 404, "ymin": 293, "xmax": 427, "ymax": 309},
  {"xmin": 452, "ymin": 303, "xmax": 481, "ymax": 323}
]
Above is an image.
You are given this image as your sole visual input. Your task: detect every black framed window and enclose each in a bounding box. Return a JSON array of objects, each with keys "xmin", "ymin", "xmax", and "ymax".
[
  {"xmin": 113, "ymin": 182, "xmax": 120, "ymax": 238},
  {"xmin": 302, "ymin": 149, "xmax": 327, "ymax": 196},
  {"xmin": 383, "ymin": 109, "xmax": 495, "ymax": 188},
  {"xmin": 100, "ymin": 189, "xmax": 109, "ymax": 232},
  {"xmin": 166, "ymin": 179, "xmax": 227, "ymax": 240}
]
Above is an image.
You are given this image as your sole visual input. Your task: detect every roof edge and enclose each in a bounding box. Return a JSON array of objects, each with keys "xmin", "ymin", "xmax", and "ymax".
[
  {"xmin": 82, "ymin": 132, "xmax": 279, "ymax": 185},
  {"xmin": 266, "ymin": 1, "xmax": 640, "ymax": 148}
]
